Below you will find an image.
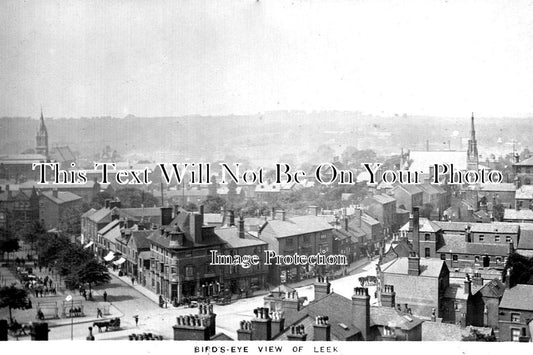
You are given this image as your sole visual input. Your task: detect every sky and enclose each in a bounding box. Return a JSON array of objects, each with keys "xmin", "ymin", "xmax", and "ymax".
[{"xmin": 1, "ymin": 0, "xmax": 532, "ymax": 119}]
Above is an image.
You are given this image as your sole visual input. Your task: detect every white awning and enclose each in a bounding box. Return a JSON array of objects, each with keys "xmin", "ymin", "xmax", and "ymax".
[
  {"xmin": 83, "ymin": 241, "xmax": 94, "ymax": 249},
  {"xmin": 113, "ymin": 257, "xmax": 126, "ymax": 265},
  {"xmin": 104, "ymin": 251, "xmax": 115, "ymax": 261}
]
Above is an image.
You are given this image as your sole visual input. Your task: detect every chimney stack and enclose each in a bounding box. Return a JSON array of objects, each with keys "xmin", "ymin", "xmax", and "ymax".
[
  {"xmin": 238, "ymin": 216, "xmax": 245, "ymax": 239},
  {"xmin": 408, "ymin": 252, "xmax": 420, "ymax": 276},
  {"xmin": 354, "ymin": 208, "xmax": 362, "ymax": 227},
  {"xmin": 271, "ymin": 207, "xmax": 276, "ymax": 220},
  {"xmin": 52, "ymin": 189, "xmax": 58, "ymax": 198},
  {"xmin": 380, "ymin": 285, "xmax": 396, "ymax": 308},
  {"xmin": 173, "ymin": 315, "xmax": 210, "ymax": 340},
  {"xmin": 174, "ymin": 204, "xmax": 180, "ymax": 217},
  {"xmin": 160, "ymin": 207, "xmax": 173, "ymax": 226},
  {"xmin": 237, "ymin": 320, "xmax": 253, "ymax": 341},
  {"xmin": 314, "ymin": 275, "xmax": 331, "ymax": 301},
  {"xmin": 280, "ymin": 210, "xmax": 286, "ymax": 222},
  {"xmin": 344, "ymin": 217, "xmax": 349, "ymax": 232},
  {"xmin": 105, "ymin": 199, "xmax": 111, "ymax": 208},
  {"xmin": 472, "ymin": 272, "xmax": 483, "ymax": 287},
  {"xmin": 251, "ymin": 307, "xmax": 272, "ymax": 340},
  {"xmin": 505, "ymin": 267, "xmax": 512, "ymax": 289},
  {"xmin": 464, "ymin": 274, "xmax": 472, "ymax": 295},
  {"xmin": 412, "ymin": 207, "xmax": 420, "ymax": 256},
  {"xmin": 287, "ymin": 325, "xmax": 307, "ymax": 341},
  {"xmin": 229, "ymin": 210, "xmax": 235, "ymax": 227},
  {"xmin": 313, "ymin": 316, "xmax": 331, "ymax": 341},
  {"xmin": 270, "ymin": 310, "xmax": 285, "ymax": 338},
  {"xmin": 281, "ymin": 291, "xmax": 300, "ymax": 315},
  {"xmin": 308, "ymin": 206, "xmax": 319, "ymax": 216},
  {"xmin": 352, "ymin": 287, "xmax": 370, "ymax": 340}
]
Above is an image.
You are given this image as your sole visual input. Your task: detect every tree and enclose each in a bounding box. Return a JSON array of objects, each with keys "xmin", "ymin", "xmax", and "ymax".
[
  {"xmin": 0, "ymin": 228, "xmax": 19, "ymax": 261},
  {"xmin": 0, "ymin": 284, "xmax": 29, "ymax": 322},
  {"xmin": 17, "ymin": 221, "xmax": 46, "ymax": 255},
  {"xmin": 492, "ymin": 203, "xmax": 505, "ymax": 222},
  {"xmin": 203, "ymin": 195, "xmax": 226, "ymax": 213},
  {"xmin": 77, "ymin": 260, "xmax": 111, "ymax": 292},
  {"xmin": 115, "ymin": 188, "xmax": 159, "ymax": 208},
  {"xmin": 59, "ymin": 205, "xmax": 83, "ymax": 235},
  {"xmin": 504, "ymin": 252, "xmax": 533, "ymax": 287}
]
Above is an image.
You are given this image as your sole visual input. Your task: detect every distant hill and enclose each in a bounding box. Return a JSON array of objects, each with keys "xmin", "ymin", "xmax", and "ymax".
[{"xmin": 1, "ymin": 112, "xmax": 531, "ymax": 165}]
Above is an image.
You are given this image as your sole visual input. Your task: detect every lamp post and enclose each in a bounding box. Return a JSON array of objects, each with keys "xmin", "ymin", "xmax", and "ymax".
[{"xmin": 65, "ymin": 294, "xmax": 73, "ymax": 340}]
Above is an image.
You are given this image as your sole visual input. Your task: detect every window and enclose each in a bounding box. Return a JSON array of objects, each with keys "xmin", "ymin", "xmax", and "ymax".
[
  {"xmin": 440, "ymin": 254, "xmax": 446, "ymax": 260},
  {"xmin": 479, "ymin": 235, "xmax": 484, "ymax": 242},
  {"xmin": 511, "ymin": 313, "xmax": 521, "ymax": 323},
  {"xmin": 286, "ymin": 238, "xmax": 294, "ymax": 248},
  {"xmin": 511, "ymin": 328, "xmax": 521, "ymax": 342},
  {"xmin": 320, "ymin": 233, "xmax": 327, "ymax": 240},
  {"xmin": 495, "ymin": 236, "xmax": 500, "ymax": 243},
  {"xmin": 506, "ymin": 236, "xmax": 512, "ymax": 243},
  {"xmin": 185, "ymin": 265, "xmax": 194, "ymax": 278},
  {"xmin": 424, "ymin": 233, "xmax": 430, "ymax": 241},
  {"xmin": 496, "ymin": 257, "xmax": 502, "ymax": 264},
  {"xmin": 452, "ymin": 255, "xmax": 458, "ymax": 261},
  {"xmin": 425, "ymin": 248, "xmax": 431, "ymax": 258},
  {"xmin": 303, "ymin": 235, "xmax": 310, "ymax": 244}
]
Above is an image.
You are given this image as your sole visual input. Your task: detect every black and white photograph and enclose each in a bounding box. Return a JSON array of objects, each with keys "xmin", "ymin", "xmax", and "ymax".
[{"xmin": 1, "ymin": 0, "xmax": 533, "ymax": 350}]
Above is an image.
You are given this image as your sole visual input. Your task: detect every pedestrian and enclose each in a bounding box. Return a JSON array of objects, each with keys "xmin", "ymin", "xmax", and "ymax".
[
  {"xmin": 96, "ymin": 308, "xmax": 102, "ymax": 318},
  {"xmin": 83, "ymin": 291, "xmax": 87, "ymax": 301},
  {"xmin": 131, "ymin": 277, "xmax": 135, "ymax": 285},
  {"xmin": 133, "ymin": 315, "xmax": 139, "ymax": 327},
  {"xmin": 103, "ymin": 291, "xmax": 107, "ymax": 302}
]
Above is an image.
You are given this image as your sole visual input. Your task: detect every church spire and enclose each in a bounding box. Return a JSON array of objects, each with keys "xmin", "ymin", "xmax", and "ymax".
[
  {"xmin": 36, "ymin": 107, "xmax": 49, "ymax": 159},
  {"xmin": 467, "ymin": 113, "xmax": 479, "ymax": 170}
]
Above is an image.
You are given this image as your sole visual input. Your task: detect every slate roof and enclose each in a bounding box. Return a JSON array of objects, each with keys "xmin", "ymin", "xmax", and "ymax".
[
  {"xmin": 472, "ymin": 279, "xmax": 506, "ymax": 298},
  {"xmin": 470, "ymin": 223, "xmax": 519, "ymax": 234},
  {"xmin": 513, "ymin": 156, "xmax": 533, "ymax": 166},
  {"xmin": 147, "ymin": 212, "xmax": 226, "ymax": 249},
  {"xmin": 516, "ymin": 185, "xmax": 533, "ymax": 199},
  {"xmin": 437, "ymin": 235, "xmax": 509, "ymax": 256},
  {"xmin": 518, "ymin": 228, "xmax": 533, "ymax": 250},
  {"xmin": 394, "ymin": 184, "xmax": 423, "ymax": 195},
  {"xmin": 214, "ymin": 226, "xmax": 267, "ymax": 248},
  {"xmin": 50, "ymin": 146, "xmax": 76, "ymax": 162},
  {"xmin": 443, "ymin": 283, "xmax": 469, "ymax": 300},
  {"xmin": 399, "ymin": 218, "xmax": 441, "ymax": 233},
  {"xmin": 98, "ymin": 220, "xmax": 120, "ymax": 235},
  {"xmin": 499, "ymin": 284, "xmax": 533, "ymax": 311},
  {"xmin": 41, "ymin": 191, "xmax": 82, "ymax": 204},
  {"xmin": 381, "ymin": 257, "xmax": 445, "ymax": 278},
  {"xmin": 81, "ymin": 208, "xmax": 97, "ymax": 218},
  {"xmin": 262, "ymin": 215, "xmax": 333, "ymax": 239},
  {"xmin": 131, "ymin": 230, "xmax": 152, "ymax": 250},
  {"xmin": 478, "ymin": 183, "xmax": 516, "ymax": 192},
  {"xmin": 278, "ymin": 291, "xmax": 423, "ymax": 340},
  {"xmin": 504, "ymin": 209, "xmax": 533, "ymax": 220},
  {"xmin": 371, "ymin": 194, "xmax": 396, "ymax": 204}
]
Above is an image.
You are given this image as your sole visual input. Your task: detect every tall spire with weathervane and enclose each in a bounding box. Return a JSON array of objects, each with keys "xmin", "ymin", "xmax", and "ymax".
[
  {"xmin": 35, "ymin": 106, "xmax": 49, "ymax": 159},
  {"xmin": 466, "ymin": 112, "xmax": 479, "ymax": 170}
]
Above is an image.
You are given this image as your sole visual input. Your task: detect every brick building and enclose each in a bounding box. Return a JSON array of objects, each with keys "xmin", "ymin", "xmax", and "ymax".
[
  {"xmin": 38, "ymin": 190, "xmax": 82, "ymax": 231},
  {"xmin": 498, "ymin": 284, "xmax": 533, "ymax": 342},
  {"xmin": 257, "ymin": 210, "xmax": 335, "ymax": 285}
]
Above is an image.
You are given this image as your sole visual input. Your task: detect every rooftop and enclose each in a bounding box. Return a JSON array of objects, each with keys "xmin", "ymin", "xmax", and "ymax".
[
  {"xmin": 41, "ymin": 191, "xmax": 82, "ymax": 204},
  {"xmin": 381, "ymin": 257, "xmax": 446, "ymax": 278},
  {"xmin": 437, "ymin": 235, "xmax": 510, "ymax": 256},
  {"xmin": 499, "ymin": 284, "xmax": 533, "ymax": 311}
]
